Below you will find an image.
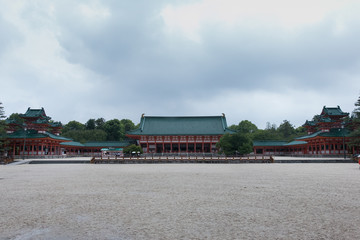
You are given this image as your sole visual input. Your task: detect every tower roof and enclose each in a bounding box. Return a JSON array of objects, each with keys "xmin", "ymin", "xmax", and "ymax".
[
  {"xmin": 20, "ymin": 107, "xmax": 51, "ymax": 121},
  {"xmin": 321, "ymin": 106, "xmax": 348, "ymax": 117},
  {"xmin": 127, "ymin": 115, "xmax": 235, "ymax": 136}
]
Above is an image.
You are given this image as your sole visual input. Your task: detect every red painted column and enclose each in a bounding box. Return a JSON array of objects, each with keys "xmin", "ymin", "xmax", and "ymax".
[
  {"xmin": 162, "ymin": 137, "xmax": 165, "ymax": 153},
  {"xmin": 27, "ymin": 142, "xmax": 31, "ymax": 156},
  {"xmin": 170, "ymin": 136, "xmax": 173, "ymax": 153},
  {"xmin": 202, "ymin": 137, "xmax": 204, "ymax": 153},
  {"xmin": 12, "ymin": 142, "xmax": 16, "ymax": 156},
  {"xmin": 154, "ymin": 137, "xmax": 157, "ymax": 154}
]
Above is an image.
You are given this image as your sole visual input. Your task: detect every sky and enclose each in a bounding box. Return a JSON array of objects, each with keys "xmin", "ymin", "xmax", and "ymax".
[{"xmin": 1, "ymin": 0, "xmax": 360, "ymax": 129}]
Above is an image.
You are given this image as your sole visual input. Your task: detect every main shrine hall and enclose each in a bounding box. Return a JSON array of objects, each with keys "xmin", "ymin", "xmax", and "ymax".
[{"xmin": 126, "ymin": 114, "xmax": 235, "ymax": 153}]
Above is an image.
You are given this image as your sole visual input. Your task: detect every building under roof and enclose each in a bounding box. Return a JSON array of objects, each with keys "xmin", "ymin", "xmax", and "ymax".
[{"xmin": 126, "ymin": 114, "xmax": 235, "ymax": 153}]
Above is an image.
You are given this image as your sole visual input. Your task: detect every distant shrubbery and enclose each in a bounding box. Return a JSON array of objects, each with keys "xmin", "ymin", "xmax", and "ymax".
[
  {"xmin": 61, "ymin": 118, "xmax": 138, "ymax": 143},
  {"xmin": 217, "ymin": 119, "xmax": 307, "ymax": 156}
]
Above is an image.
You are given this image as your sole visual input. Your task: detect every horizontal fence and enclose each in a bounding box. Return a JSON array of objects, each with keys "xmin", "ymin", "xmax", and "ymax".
[{"xmin": 90, "ymin": 155, "xmax": 274, "ymax": 164}]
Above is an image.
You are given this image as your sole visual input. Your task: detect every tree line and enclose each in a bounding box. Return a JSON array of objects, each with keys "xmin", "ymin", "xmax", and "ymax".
[
  {"xmin": 61, "ymin": 118, "xmax": 138, "ymax": 143},
  {"xmin": 1, "ymin": 111, "xmax": 139, "ymax": 144},
  {"xmin": 217, "ymin": 120, "xmax": 307, "ymax": 156}
]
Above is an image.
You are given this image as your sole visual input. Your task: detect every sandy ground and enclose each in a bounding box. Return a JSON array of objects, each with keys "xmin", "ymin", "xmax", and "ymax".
[{"xmin": 0, "ymin": 163, "xmax": 360, "ymax": 240}]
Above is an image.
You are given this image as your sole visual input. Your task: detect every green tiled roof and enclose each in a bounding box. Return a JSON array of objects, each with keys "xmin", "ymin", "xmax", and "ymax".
[
  {"xmin": 322, "ymin": 106, "xmax": 348, "ymax": 117},
  {"xmin": 20, "ymin": 107, "xmax": 50, "ymax": 119},
  {"xmin": 83, "ymin": 141, "xmax": 135, "ymax": 147},
  {"xmin": 50, "ymin": 121, "xmax": 62, "ymax": 127},
  {"xmin": 6, "ymin": 130, "xmax": 71, "ymax": 141},
  {"xmin": 319, "ymin": 117, "xmax": 332, "ymax": 123},
  {"xmin": 46, "ymin": 132, "xmax": 71, "ymax": 141},
  {"xmin": 253, "ymin": 140, "xmax": 308, "ymax": 147},
  {"xmin": 127, "ymin": 115, "xmax": 235, "ymax": 136},
  {"xmin": 296, "ymin": 128, "xmax": 350, "ymax": 140},
  {"xmin": 304, "ymin": 120, "xmax": 316, "ymax": 126},
  {"xmin": 60, "ymin": 141, "xmax": 85, "ymax": 147},
  {"xmin": 60, "ymin": 141, "xmax": 134, "ymax": 148},
  {"xmin": 252, "ymin": 141, "xmax": 288, "ymax": 147},
  {"xmin": 284, "ymin": 141, "xmax": 308, "ymax": 146}
]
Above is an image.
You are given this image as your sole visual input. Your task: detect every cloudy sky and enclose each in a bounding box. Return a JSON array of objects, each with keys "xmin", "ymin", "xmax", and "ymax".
[{"xmin": 1, "ymin": 0, "xmax": 360, "ymax": 129}]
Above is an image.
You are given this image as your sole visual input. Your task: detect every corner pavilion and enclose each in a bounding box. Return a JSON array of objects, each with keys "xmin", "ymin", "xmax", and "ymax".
[
  {"xmin": 253, "ymin": 106, "xmax": 357, "ymax": 156},
  {"xmin": 6, "ymin": 108, "xmax": 70, "ymax": 157},
  {"xmin": 4, "ymin": 108, "xmax": 134, "ymax": 158},
  {"xmin": 126, "ymin": 114, "xmax": 235, "ymax": 154}
]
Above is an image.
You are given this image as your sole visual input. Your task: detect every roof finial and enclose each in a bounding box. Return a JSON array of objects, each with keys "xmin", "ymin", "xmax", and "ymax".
[
  {"xmin": 141, "ymin": 113, "xmax": 145, "ymax": 118},
  {"xmin": 222, "ymin": 113, "xmax": 225, "ymax": 117}
]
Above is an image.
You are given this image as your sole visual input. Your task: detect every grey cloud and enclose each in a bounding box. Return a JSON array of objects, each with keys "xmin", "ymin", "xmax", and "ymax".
[
  {"xmin": 2, "ymin": 1, "xmax": 360, "ymax": 126},
  {"xmin": 0, "ymin": 16, "xmax": 22, "ymax": 58}
]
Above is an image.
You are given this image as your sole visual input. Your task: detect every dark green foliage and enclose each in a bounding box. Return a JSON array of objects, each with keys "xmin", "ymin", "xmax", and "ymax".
[
  {"xmin": 277, "ymin": 120, "xmax": 296, "ymax": 140},
  {"xmin": 252, "ymin": 129, "xmax": 282, "ymax": 141},
  {"xmin": 62, "ymin": 121, "xmax": 85, "ymax": 132},
  {"xmin": 95, "ymin": 118, "xmax": 106, "ymax": 130},
  {"xmin": 7, "ymin": 113, "xmax": 24, "ymax": 125},
  {"xmin": 230, "ymin": 120, "xmax": 258, "ymax": 134},
  {"xmin": 103, "ymin": 119, "xmax": 124, "ymax": 141},
  {"xmin": 120, "ymin": 119, "xmax": 136, "ymax": 132},
  {"xmin": 217, "ymin": 133, "xmax": 253, "ymax": 156},
  {"xmin": 62, "ymin": 118, "xmax": 137, "ymax": 143},
  {"xmin": 225, "ymin": 119, "xmax": 307, "ymax": 154},
  {"xmin": 85, "ymin": 119, "xmax": 96, "ymax": 130},
  {"xmin": 251, "ymin": 120, "xmax": 304, "ymax": 141},
  {"xmin": 349, "ymin": 95, "xmax": 360, "ymax": 150},
  {"xmin": 63, "ymin": 129, "xmax": 107, "ymax": 143},
  {"xmin": 353, "ymin": 95, "xmax": 360, "ymax": 119},
  {"xmin": 124, "ymin": 144, "xmax": 143, "ymax": 154}
]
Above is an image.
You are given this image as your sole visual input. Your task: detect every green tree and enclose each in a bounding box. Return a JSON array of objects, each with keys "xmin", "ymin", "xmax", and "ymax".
[
  {"xmin": 62, "ymin": 120, "xmax": 85, "ymax": 134},
  {"xmin": 349, "ymin": 95, "xmax": 360, "ymax": 151},
  {"xmin": 252, "ymin": 129, "xmax": 282, "ymax": 141},
  {"xmin": 95, "ymin": 118, "xmax": 106, "ymax": 130},
  {"xmin": 217, "ymin": 133, "xmax": 253, "ymax": 156},
  {"xmin": 120, "ymin": 119, "xmax": 136, "ymax": 132},
  {"xmin": 85, "ymin": 119, "xmax": 96, "ymax": 130},
  {"xmin": 230, "ymin": 120, "xmax": 258, "ymax": 134},
  {"xmin": 63, "ymin": 129, "xmax": 107, "ymax": 143},
  {"xmin": 277, "ymin": 120, "xmax": 296, "ymax": 140},
  {"xmin": 123, "ymin": 144, "xmax": 143, "ymax": 155},
  {"xmin": 7, "ymin": 113, "xmax": 24, "ymax": 125},
  {"xmin": 104, "ymin": 119, "xmax": 124, "ymax": 141},
  {"xmin": 238, "ymin": 120, "xmax": 258, "ymax": 134},
  {"xmin": 352, "ymin": 95, "xmax": 360, "ymax": 119}
]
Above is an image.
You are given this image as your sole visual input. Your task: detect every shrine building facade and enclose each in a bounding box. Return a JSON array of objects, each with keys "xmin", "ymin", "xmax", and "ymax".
[
  {"xmin": 126, "ymin": 114, "xmax": 235, "ymax": 153},
  {"xmin": 5, "ymin": 108, "xmax": 133, "ymax": 158},
  {"xmin": 6, "ymin": 108, "xmax": 71, "ymax": 157},
  {"xmin": 253, "ymin": 106, "xmax": 355, "ymax": 156}
]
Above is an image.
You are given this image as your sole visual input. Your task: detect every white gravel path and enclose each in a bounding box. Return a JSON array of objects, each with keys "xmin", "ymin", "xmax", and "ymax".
[{"xmin": 0, "ymin": 163, "xmax": 360, "ymax": 240}]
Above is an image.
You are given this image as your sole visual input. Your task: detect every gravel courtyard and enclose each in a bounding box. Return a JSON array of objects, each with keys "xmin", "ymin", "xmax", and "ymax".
[{"xmin": 0, "ymin": 163, "xmax": 359, "ymax": 239}]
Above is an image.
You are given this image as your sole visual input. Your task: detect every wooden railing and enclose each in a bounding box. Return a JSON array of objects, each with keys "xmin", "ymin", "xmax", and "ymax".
[{"xmin": 90, "ymin": 155, "xmax": 274, "ymax": 164}]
